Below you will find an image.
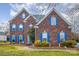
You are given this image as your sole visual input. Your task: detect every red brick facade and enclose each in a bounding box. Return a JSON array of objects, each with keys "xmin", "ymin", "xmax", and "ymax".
[
  {"xmin": 24, "ymin": 16, "xmax": 37, "ymax": 44},
  {"xmin": 9, "ymin": 8, "xmax": 73, "ymax": 46},
  {"xmin": 9, "ymin": 8, "xmax": 37, "ymax": 44},
  {"xmin": 35, "ymin": 9, "xmax": 73, "ymax": 46},
  {"xmin": 9, "ymin": 8, "xmax": 29, "ymax": 43}
]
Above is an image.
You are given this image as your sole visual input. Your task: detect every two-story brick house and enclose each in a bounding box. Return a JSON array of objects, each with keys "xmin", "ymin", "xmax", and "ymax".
[{"xmin": 9, "ymin": 7, "xmax": 73, "ymax": 47}]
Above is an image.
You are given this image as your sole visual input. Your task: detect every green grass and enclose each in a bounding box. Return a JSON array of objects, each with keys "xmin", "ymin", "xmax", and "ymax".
[
  {"xmin": 0, "ymin": 46, "xmax": 79, "ymax": 56},
  {"xmin": 0, "ymin": 41, "xmax": 10, "ymax": 44}
]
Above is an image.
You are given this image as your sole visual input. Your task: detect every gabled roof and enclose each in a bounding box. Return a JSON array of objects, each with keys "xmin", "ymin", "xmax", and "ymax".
[
  {"xmin": 33, "ymin": 15, "xmax": 45, "ymax": 22},
  {"xmin": 9, "ymin": 7, "xmax": 38, "ymax": 23},
  {"xmin": 9, "ymin": 7, "xmax": 30, "ymax": 22},
  {"xmin": 36, "ymin": 8, "xmax": 72, "ymax": 26},
  {"xmin": 23, "ymin": 15, "xmax": 37, "ymax": 23}
]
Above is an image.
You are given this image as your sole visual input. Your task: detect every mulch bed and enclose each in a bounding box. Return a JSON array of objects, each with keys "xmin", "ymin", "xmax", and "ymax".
[{"xmin": 28, "ymin": 46, "xmax": 79, "ymax": 51}]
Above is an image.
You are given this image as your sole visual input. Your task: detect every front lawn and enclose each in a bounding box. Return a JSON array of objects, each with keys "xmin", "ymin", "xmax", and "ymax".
[{"xmin": 0, "ymin": 45, "xmax": 79, "ymax": 56}]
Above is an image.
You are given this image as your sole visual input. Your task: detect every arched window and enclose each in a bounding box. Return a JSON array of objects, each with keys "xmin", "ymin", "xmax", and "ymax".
[
  {"xmin": 11, "ymin": 24, "xmax": 16, "ymax": 31},
  {"xmin": 22, "ymin": 13, "xmax": 26, "ymax": 19},
  {"xmin": 18, "ymin": 24, "xmax": 24, "ymax": 31}
]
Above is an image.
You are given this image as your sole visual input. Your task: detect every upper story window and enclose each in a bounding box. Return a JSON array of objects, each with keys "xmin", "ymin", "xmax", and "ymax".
[
  {"xmin": 18, "ymin": 24, "xmax": 24, "ymax": 31},
  {"xmin": 11, "ymin": 24, "xmax": 16, "ymax": 31},
  {"xmin": 49, "ymin": 16, "xmax": 58, "ymax": 26},
  {"xmin": 22, "ymin": 13, "xmax": 26, "ymax": 19}
]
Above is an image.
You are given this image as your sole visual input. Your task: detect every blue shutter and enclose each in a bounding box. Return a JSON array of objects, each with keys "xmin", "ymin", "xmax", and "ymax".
[
  {"xmin": 40, "ymin": 33, "xmax": 42, "ymax": 42},
  {"xmin": 10, "ymin": 25, "xmax": 12, "ymax": 31},
  {"xmin": 22, "ymin": 35, "xmax": 24, "ymax": 44},
  {"xmin": 56, "ymin": 16, "xmax": 58, "ymax": 27},
  {"xmin": 47, "ymin": 32, "xmax": 50, "ymax": 43},
  {"xmin": 57, "ymin": 32, "xmax": 60, "ymax": 44},
  {"xmin": 14, "ymin": 36, "xmax": 15, "ymax": 42},
  {"xmin": 49, "ymin": 16, "xmax": 52, "ymax": 25},
  {"xmin": 18, "ymin": 35, "xmax": 20, "ymax": 43},
  {"xmin": 14, "ymin": 36, "xmax": 17, "ymax": 42},
  {"xmin": 65, "ymin": 32, "xmax": 67, "ymax": 40}
]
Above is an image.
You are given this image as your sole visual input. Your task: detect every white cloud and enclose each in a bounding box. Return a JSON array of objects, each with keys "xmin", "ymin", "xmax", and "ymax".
[
  {"xmin": 9, "ymin": 3, "xmax": 53, "ymax": 15},
  {"xmin": 10, "ymin": 9, "xmax": 17, "ymax": 17}
]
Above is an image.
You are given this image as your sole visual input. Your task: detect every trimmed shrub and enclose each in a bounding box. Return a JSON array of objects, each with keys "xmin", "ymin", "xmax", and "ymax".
[
  {"xmin": 41, "ymin": 39, "xmax": 49, "ymax": 47},
  {"xmin": 34, "ymin": 39, "xmax": 41, "ymax": 47},
  {"xmin": 61, "ymin": 39, "xmax": 77, "ymax": 48}
]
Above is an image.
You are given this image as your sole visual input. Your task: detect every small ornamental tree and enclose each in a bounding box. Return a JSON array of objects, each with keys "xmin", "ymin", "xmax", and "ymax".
[{"xmin": 27, "ymin": 28, "xmax": 35, "ymax": 44}]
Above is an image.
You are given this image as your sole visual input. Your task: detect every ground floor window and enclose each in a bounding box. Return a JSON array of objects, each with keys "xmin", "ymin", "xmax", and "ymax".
[
  {"xmin": 40, "ymin": 31, "xmax": 50, "ymax": 43},
  {"xmin": 60, "ymin": 31, "xmax": 65, "ymax": 42},
  {"xmin": 42, "ymin": 31, "xmax": 48, "ymax": 41},
  {"xmin": 57, "ymin": 31, "xmax": 67, "ymax": 44}
]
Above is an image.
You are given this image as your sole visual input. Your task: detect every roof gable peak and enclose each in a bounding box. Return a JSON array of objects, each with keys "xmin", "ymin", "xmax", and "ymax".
[
  {"xmin": 36, "ymin": 8, "xmax": 71, "ymax": 25},
  {"xmin": 9, "ymin": 7, "xmax": 30, "ymax": 22}
]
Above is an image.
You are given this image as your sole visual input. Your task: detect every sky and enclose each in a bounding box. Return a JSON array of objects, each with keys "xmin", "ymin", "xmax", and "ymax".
[
  {"xmin": 0, "ymin": 3, "xmax": 11, "ymax": 23},
  {"xmin": 0, "ymin": 3, "xmax": 53, "ymax": 23},
  {"xmin": 0, "ymin": 3, "xmax": 77, "ymax": 23}
]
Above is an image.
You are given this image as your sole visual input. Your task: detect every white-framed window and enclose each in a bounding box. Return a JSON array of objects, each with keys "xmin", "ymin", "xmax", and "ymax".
[
  {"xmin": 60, "ymin": 31, "xmax": 65, "ymax": 41},
  {"xmin": 11, "ymin": 24, "xmax": 16, "ymax": 31},
  {"xmin": 18, "ymin": 24, "xmax": 24, "ymax": 31},
  {"xmin": 42, "ymin": 31, "xmax": 48, "ymax": 41},
  {"xmin": 22, "ymin": 13, "xmax": 26, "ymax": 19},
  {"xmin": 19, "ymin": 35, "xmax": 23, "ymax": 40},
  {"xmin": 50, "ymin": 16, "xmax": 57, "ymax": 26},
  {"xmin": 51, "ymin": 16, "xmax": 56, "ymax": 25}
]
